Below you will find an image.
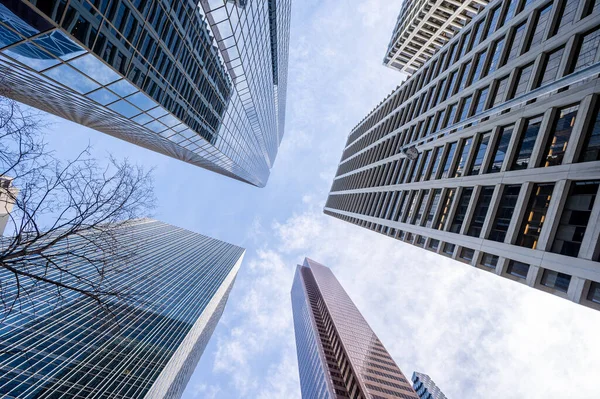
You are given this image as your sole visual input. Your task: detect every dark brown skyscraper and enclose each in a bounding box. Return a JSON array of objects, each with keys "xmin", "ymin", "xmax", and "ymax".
[{"xmin": 291, "ymin": 258, "xmax": 418, "ymax": 399}]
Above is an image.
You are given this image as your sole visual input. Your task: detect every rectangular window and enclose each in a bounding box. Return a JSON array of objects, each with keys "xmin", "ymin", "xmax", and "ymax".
[
  {"xmin": 573, "ymin": 27, "xmax": 600, "ymax": 73},
  {"xmin": 479, "ymin": 253, "xmax": 499, "ymax": 269},
  {"xmin": 501, "ymin": 0, "xmax": 518, "ymax": 25},
  {"xmin": 443, "ymin": 71, "xmax": 458, "ymax": 101},
  {"xmin": 483, "ymin": 6, "xmax": 502, "ymax": 40},
  {"xmin": 485, "ymin": 37, "xmax": 506, "ymax": 75},
  {"xmin": 489, "ymin": 185, "xmax": 521, "ymax": 242},
  {"xmin": 540, "ymin": 270, "xmax": 571, "ymax": 292},
  {"xmin": 583, "ymin": 0, "xmax": 600, "ymax": 16},
  {"xmin": 459, "ymin": 247, "xmax": 475, "ymax": 262},
  {"xmin": 511, "ymin": 63, "xmax": 534, "ymax": 99},
  {"xmin": 393, "ymin": 191, "xmax": 409, "ymax": 221},
  {"xmin": 506, "ymin": 22, "xmax": 526, "ymax": 62},
  {"xmin": 467, "ymin": 132, "xmax": 491, "ymax": 175},
  {"xmin": 424, "ymin": 189, "xmax": 442, "ymax": 228},
  {"xmin": 554, "ymin": 0, "xmax": 580, "ymax": 35},
  {"xmin": 467, "ymin": 186, "xmax": 495, "ymax": 237},
  {"xmin": 459, "ymin": 30, "xmax": 472, "ymax": 58},
  {"xmin": 439, "ymin": 142, "xmax": 458, "ymax": 179},
  {"xmin": 416, "ymin": 236, "xmax": 426, "ymax": 246},
  {"xmin": 427, "ymin": 147, "xmax": 443, "ymax": 180},
  {"xmin": 471, "ymin": 19, "xmax": 485, "ymax": 48},
  {"xmin": 449, "ymin": 187, "xmax": 474, "ymax": 233},
  {"xmin": 471, "ymin": 50, "xmax": 488, "ymax": 83},
  {"xmin": 491, "ymin": 75, "xmax": 510, "ymax": 107},
  {"xmin": 457, "ymin": 95, "xmax": 473, "ymax": 123},
  {"xmin": 487, "ymin": 124, "xmax": 514, "ymax": 173},
  {"xmin": 472, "ymin": 87, "xmax": 489, "ymax": 116},
  {"xmin": 587, "ymin": 281, "xmax": 600, "ymax": 303},
  {"xmin": 442, "ymin": 242, "xmax": 456, "ymax": 256},
  {"xmin": 445, "ymin": 103, "xmax": 458, "ymax": 128},
  {"xmin": 551, "ymin": 180, "xmax": 599, "ymax": 257},
  {"xmin": 538, "ymin": 47, "xmax": 565, "ymax": 87},
  {"xmin": 418, "ymin": 149, "xmax": 432, "ymax": 182},
  {"xmin": 579, "ymin": 100, "xmax": 600, "ymax": 162},
  {"xmin": 403, "ymin": 191, "xmax": 420, "ymax": 223},
  {"xmin": 511, "ymin": 115, "xmax": 543, "ymax": 170},
  {"xmin": 526, "ymin": 3, "xmax": 553, "ymax": 51},
  {"xmin": 435, "ymin": 188, "xmax": 456, "ymax": 230},
  {"xmin": 454, "ymin": 137, "xmax": 473, "ymax": 177},
  {"xmin": 517, "ymin": 183, "xmax": 555, "ymax": 249},
  {"xmin": 507, "ymin": 260, "xmax": 529, "ymax": 279},
  {"xmin": 428, "ymin": 239, "xmax": 440, "ymax": 250},
  {"xmin": 541, "ymin": 105, "xmax": 579, "ymax": 167},
  {"xmin": 413, "ymin": 191, "xmax": 430, "ymax": 225}
]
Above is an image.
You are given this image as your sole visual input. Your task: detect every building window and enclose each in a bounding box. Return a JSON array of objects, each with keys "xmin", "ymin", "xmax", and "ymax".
[
  {"xmin": 428, "ymin": 239, "xmax": 440, "ymax": 250},
  {"xmin": 467, "ymin": 186, "xmax": 495, "ymax": 237},
  {"xmin": 467, "ymin": 132, "xmax": 491, "ymax": 175},
  {"xmin": 579, "ymin": 100, "xmax": 600, "ymax": 162},
  {"xmin": 511, "ymin": 63, "xmax": 534, "ymax": 99},
  {"xmin": 572, "ymin": 26, "xmax": 600, "ymax": 73},
  {"xmin": 506, "ymin": 22, "xmax": 527, "ymax": 62},
  {"xmin": 435, "ymin": 188, "xmax": 456, "ymax": 230},
  {"xmin": 471, "ymin": 19, "xmax": 485, "ymax": 48},
  {"xmin": 403, "ymin": 191, "xmax": 420, "ymax": 223},
  {"xmin": 424, "ymin": 189, "xmax": 442, "ymax": 228},
  {"xmin": 511, "ymin": 115, "xmax": 543, "ymax": 170},
  {"xmin": 587, "ymin": 281, "xmax": 600, "ymax": 303},
  {"xmin": 487, "ymin": 125, "xmax": 514, "ymax": 173},
  {"xmin": 525, "ymin": 3, "xmax": 553, "ymax": 51},
  {"xmin": 449, "ymin": 187, "xmax": 474, "ymax": 233},
  {"xmin": 457, "ymin": 61, "xmax": 472, "ymax": 92},
  {"xmin": 457, "ymin": 95, "xmax": 473, "ymax": 123},
  {"xmin": 427, "ymin": 147, "xmax": 443, "ymax": 180},
  {"xmin": 459, "ymin": 247, "xmax": 475, "ymax": 262},
  {"xmin": 483, "ymin": 6, "xmax": 502, "ymax": 40},
  {"xmin": 454, "ymin": 137, "xmax": 473, "ymax": 177},
  {"xmin": 490, "ymin": 75, "xmax": 510, "ymax": 107},
  {"xmin": 479, "ymin": 253, "xmax": 499, "ymax": 269},
  {"xmin": 489, "ymin": 185, "xmax": 521, "ymax": 242},
  {"xmin": 517, "ymin": 183, "xmax": 555, "ymax": 249},
  {"xmin": 551, "ymin": 180, "xmax": 599, "ymax": 257},
  {"xmin": 442, "ymin": 242, "xmax": 456, "ymax": 256},
  {"xmin": 485, "ymin": 37, "xmax": 506, "ymax": 76},
  {"xmin": 444, "ymin": 103, "xmax": 458, "ymax": 128},
  {"xmin": 537, "ymin": 47, "xmax": 565, "ymax": 88},
  {"xmin": 582, "ymin": 0, "xmax": 600, "ymax": 16},
  {"xmin": 417, "ymin": 149, "xmax": 432, "ymax": 182},
  {"xmin": 471, "ymin": 50, "xmax": 488, "ymax": 83},
  {"xmin": 439, "ymin": 142, "xmax": 458, "ymax": 179},
  {"xmin": 540, "ymin": 269, "xmax": 571, "ymax": 292},
  {"xmin": 416, "ymin": 236, "xmax": 426, "ymax": 247},
  {"xmin": 507, "ymin": 260, "xmax": 529, "ymax": 279},
  {"xmin": 541, "ymin": 105, "xmax": 579, "ymax": 167},
  {"xmin": 472, "ymin": 87, "xmax": 489, "ymax": 116},
  {"xmin": 553, "ymin": 0, "xmax": 580, "ymax": 36},
  {"xmin": 413, "ymin": 191, "xmax": 430, "ymax": 225}
]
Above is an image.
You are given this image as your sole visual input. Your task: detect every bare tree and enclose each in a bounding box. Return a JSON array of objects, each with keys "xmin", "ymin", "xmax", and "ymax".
[{"xmin": 0, "ymin": 95, "xmax": 156, "ymax": 321}]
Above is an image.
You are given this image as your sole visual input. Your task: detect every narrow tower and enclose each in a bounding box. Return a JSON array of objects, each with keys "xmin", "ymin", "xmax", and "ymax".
[{"xmin": 291, "ymin": 258, "xmax": 418, "ymax": 399}]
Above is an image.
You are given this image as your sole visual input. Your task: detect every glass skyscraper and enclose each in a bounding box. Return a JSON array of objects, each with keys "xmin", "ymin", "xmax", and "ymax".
[
  {"xmin": 291, "ymin": 258, "xmax": 419, "ymax": 399},
  {"xmin": 412, "ymin": 372, "xmax": 448, "ymax": 399},
  {"xmin": 0, "ymin": 0, "xmax": 291, "ymax": 187},
  {"xmin": 0, "ymin": 218, "xmax": 244, "ymax": 398},
  {"xmin": 326, "ymin": 0, "xmax": 600, "ymax": 310}
]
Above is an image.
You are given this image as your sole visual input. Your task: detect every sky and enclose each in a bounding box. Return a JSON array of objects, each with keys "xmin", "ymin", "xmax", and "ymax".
[{"xmin": 33, "ymin": 0, "xmax": 600, "ymax": 398}]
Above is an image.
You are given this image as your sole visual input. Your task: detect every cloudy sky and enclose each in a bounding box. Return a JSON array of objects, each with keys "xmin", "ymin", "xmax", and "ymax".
[{"xmin": 39, "ymin": 0, "xmax": 600, "ymax": 398}]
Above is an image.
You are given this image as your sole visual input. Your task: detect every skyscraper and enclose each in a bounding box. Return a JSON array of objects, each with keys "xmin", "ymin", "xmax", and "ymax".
[
  {"xmin": 384, "ymin": 0, "xmax": 488, "ymax": 75},
  {"xmin": 0, "ymin": 176, "xmax": 17, "ymax": 235},
  {"xmin": 326, "ymin": 0, "xmax": 600, "ymax": 310},
  {"xmin": 412, "ymin": 372, "xmax": 448, "ymax": 399},
  {"xmin": 0, "ymin": 0, "xmax": 291, "ymax": 187},
  {"xmin": 291, "ymin": 258, "xmax": 419, "ymax": 399},
  {"xmin": 0, "ymin": 218, "xmax": 244, "ymax": 398}
]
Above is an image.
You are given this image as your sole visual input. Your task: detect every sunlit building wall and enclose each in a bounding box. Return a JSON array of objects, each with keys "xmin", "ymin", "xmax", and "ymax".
[
  {"xmin": 0, "ymin": 219, "xmax": 244, "ymax": 398},
  {"xmin": 291, "ymin": 258, "xmax": 419, "ymax": 399},
  {"xmin": 326, "ymin": 0, "xmax": 600, "ymax": 310},
  {"xmin": 412, "ymin": 372, "xmax": 448, "ymax": 399},
  {"xmin": 0, "ymin": 0, "xmax": 291, "ymax": 187}
]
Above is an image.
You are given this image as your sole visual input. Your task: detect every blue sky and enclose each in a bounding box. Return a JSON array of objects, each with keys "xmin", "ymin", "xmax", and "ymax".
[{"xmin": 37, "ymin": 0, "xmax": 600, "ymax": 398}]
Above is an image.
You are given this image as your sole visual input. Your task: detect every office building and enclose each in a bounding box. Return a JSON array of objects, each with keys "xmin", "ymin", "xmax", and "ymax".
[
  {"xmin": 0, "ymin": 176, "xmax": 17, "ymax": 235},
  {"xmin": 326, "ymin": 0, "xmax": 600, "ymax": 309},
  {"xmin": 412, "ymin": 372, "xmax": 448, "ymax": 399},
  {"xmin": 384, "ymin": 0, "xmax": 489, "ymax": 75},
  {"xmin": 0, "ymin": 218, "xmax": 244, "ymax": 398},
  {"xmin": 291, "ymin": 257, "xmax": 418, "ymax": 399},
  {"xmin": 0, "ymin": 0, "xmax": 291, "ymax": 187}
]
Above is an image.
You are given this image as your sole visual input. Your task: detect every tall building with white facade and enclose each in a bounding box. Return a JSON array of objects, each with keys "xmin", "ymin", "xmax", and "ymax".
[
  {"xmin": 0, "ymin": 0, "xmax": 291, "ymax": 186},
  {"xmin": 0, "ymin": 219, "xmax": 244, "ymax": 398},
  {"xmin": 412, "ymin": 372, "xmax": 448, "ymax": 399},
  {"xmin": 384, "ymin": 0, "xmax": 489, "ymax": 75},
  {"xmin": 292, "ymin": 258, "xmax": 418, "ymax": 399},
  {"xmin": 0, "ymin": 176, "xmax": 17, "ymax": 235},
  {"xmin": 326, "ymin": 0, "xmax": 600, "ymax": 310}
]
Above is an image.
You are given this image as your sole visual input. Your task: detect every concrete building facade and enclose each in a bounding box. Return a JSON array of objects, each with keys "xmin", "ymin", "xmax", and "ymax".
[
  {"xmin": 0, "ymin": 0, "xmax": 291, "ymax": 187},
  {"xmin": 412, "ymin": 372, "xmax": 448, "ymax": 399},
  {"xmin": 291, "ymin": 258, "xmax": 419, "ymax": 399},
  {"xmin": 0, "ymin": 176, "xmax": 17, "ymax": 235},
  {"xmin": 0, "ymin": 219, "xmax": 244, "ymax": 398},
  {"xmin": 326, "ymin": 0, "xmax": 600, "ymax": 310}
]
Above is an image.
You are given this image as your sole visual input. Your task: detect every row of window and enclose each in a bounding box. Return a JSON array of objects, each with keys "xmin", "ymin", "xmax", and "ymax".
[
  {"xmin": 331, "ymin": 98, "xmax": 600, "ymax": 192},
  {"xmin": 338, "ymin": 0, "xmax": 599, "ymax": 175},
  {"xmin": 327, "ymin": 179, "xmax": 600, "ymax": 259},
  {"xmin": 323, "ymin": 210, "xmax": 600, "ymax": 308}
]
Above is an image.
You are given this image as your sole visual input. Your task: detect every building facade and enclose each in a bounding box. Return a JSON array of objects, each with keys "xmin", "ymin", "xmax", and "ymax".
[
  {"xmin": 326, "ymin": 0, "xmax": 600, "ymax": 310},
  {"xmin": 0, "ymin": 176, "xmax": 17, "ymax": 235},
  {"xmin": 412, "ymin": 372, "xmax": 448, "ymax": 399},
  {"xmin": 0, "ymin": 0, "xmax": 291, "ymax": 187},
  {"xmin": 291, "ymin": 258, "xmax": 419, "ymax": 399},
  {"xmin": 384, "ymin": 0, "xmax": 489, "ymax": 75},
  {"xmin": 0, "ymin": 218, "xmax": 245, "ymax": 398}
]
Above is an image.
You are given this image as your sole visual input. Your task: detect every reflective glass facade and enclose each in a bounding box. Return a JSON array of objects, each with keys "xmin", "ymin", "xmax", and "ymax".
[
  {"xmin": 0, "ymin": 219, "xmax": 244, "ymax": 398},
  {"xmin": 292, "ymin": 258, "xmax": 418, "ymax": 399},
  {"xmin": 0, "ymin": 0, "xmax": 291, "ymax": 187},
  {"xmin": 411, "ymin": 372, "xmax": 447, "ymax": 399},
  {"xmin": 326, "ymin": 0, "xmax": 600, "ymax": 311}
]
